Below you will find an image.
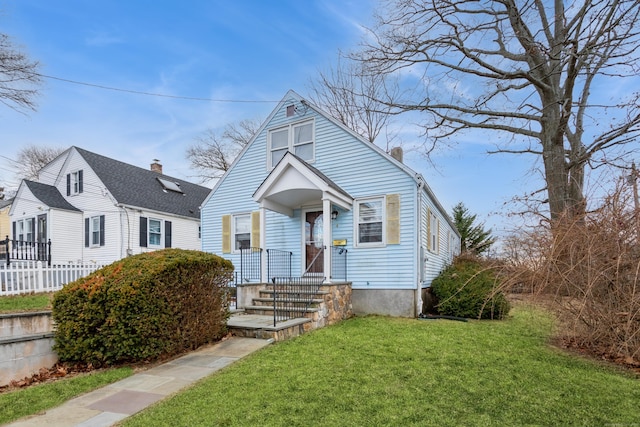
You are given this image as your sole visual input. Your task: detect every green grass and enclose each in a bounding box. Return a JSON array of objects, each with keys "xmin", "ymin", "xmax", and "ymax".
[
  {"xmin": 0, "ymin": 293, "xmax": 53, "ymax": 313},
  {"xmin": 0, "ymin": 367, "xmax": 133, "ymax": 424},
  {"xmin": 125, "ymin": 307, "xmax": 639, "ymax": 427}
]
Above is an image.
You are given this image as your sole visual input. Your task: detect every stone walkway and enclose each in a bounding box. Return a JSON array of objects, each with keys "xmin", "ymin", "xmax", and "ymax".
[{"xmin": 6, "ymin": 337, "xmax": 273, "ymax": 427}]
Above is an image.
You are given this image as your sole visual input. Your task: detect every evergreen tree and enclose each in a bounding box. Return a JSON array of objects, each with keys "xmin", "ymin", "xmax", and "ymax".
[{"xmin": 452, "ymin": 202, "xmax": 496, "ymax": 256}]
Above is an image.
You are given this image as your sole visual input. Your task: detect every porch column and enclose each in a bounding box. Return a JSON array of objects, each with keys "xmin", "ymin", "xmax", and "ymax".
[
  {"xmin": 322, "ymin": 197, "xmax": 332, "ymax": 283},
  {"xmin": 260, "ymin": 206, "xmax": 267, "ymax": 283}
]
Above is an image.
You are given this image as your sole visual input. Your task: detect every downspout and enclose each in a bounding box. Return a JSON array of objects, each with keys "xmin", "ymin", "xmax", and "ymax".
[
  {"xmin": 415, "ymin": 178, "xmax": 424, "ymax": 317},
  {"xmin": 118, "ymin": 205, "xmax": 132, "ymax": 257}
]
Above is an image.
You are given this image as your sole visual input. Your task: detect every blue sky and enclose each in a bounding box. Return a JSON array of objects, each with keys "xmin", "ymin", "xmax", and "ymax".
[{"xmin": 0, "ymin": 0, "xmax": 543, "ymax": 242}]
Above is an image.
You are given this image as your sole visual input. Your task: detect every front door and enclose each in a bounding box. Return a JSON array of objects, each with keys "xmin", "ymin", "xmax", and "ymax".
[
  {"xmin": 37, "ymin": 214, "xmax": 47, "ymax": 244},
  {"xmin": 304, "ymin": 211, "xmax": 324, "ymax": 275},
  {"xmin": 37, "ymin": 214, "xmax": 47, "ymax": 261}
]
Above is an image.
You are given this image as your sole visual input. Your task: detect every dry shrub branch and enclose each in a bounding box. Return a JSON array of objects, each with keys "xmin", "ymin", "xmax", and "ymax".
[{"xmin": 503, "ymin": 182, "xmax": 640, "ymax": 363}]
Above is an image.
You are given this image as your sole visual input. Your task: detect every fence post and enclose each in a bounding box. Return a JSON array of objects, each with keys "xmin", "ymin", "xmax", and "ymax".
[
  {"xmin": 47, "ymin": 239, "xmax": 52, "ymax": 267},
  {"xmin": 36, "ymin": 261, "xmax": 44, "ymax": 293}
]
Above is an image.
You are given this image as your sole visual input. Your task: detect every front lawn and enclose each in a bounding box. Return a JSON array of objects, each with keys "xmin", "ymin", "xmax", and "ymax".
[
  {"xmin": 125, "ymin": 307, "xmax": 640, "ymax": 426},
  {"xmin": 0, "ymin": 293, "xmax": 52, "ymax": 313}
]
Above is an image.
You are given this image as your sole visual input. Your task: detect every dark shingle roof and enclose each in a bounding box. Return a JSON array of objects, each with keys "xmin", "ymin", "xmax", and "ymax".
[
  {"xmin": 75, "ymin": 147, "xmax": 209, "ymax": 219},
  {"xmin": 24, "ymin": 181, "xmax": 81, "ymax": 212},
  {"xmin": 0, "ymin": 198, "xmax": 13, "ymax": 209}
]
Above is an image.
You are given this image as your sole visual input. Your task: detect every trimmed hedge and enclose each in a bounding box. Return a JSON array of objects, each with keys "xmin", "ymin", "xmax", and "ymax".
[
  {"xmin": 431, "ymin": 256, "xmax": 510, "ymax": 320},
  {"xmin": 52, "ymin": 249, "xmax": 234, "ymax": 366}
]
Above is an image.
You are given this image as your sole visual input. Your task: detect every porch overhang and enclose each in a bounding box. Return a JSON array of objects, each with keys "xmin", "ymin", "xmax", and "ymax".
[{"xmin": 252, "ymin": 152, "xmax": 353, "ymax": 216}]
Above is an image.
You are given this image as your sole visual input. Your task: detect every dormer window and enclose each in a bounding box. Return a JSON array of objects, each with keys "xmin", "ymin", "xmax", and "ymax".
[
  {"xmin": 66, "ymin": 170, "xmax": 83, "ymax": 196},
  {"xmin": 157, "ymin": 177, "xmax": 183, "ymax": 193},
  {"xmin": 268, "ymin": 119, "xmax": 314, "ymax": 168}
]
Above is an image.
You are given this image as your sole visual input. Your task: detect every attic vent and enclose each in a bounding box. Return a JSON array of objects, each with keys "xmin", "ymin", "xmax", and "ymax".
[
  {"xmin": 286, "ymin": 105, "xmax": 296, "ymax": 117},
  {"xmin": 157, "ymin": 177, "xmax": 183, "ymax": 193}
]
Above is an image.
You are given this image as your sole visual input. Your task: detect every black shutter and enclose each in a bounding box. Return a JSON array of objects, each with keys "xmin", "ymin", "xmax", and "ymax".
[
  {"xmin": 140, "ymin": 217, "xmax": 148, "ymax": 247},
  {"xmin": 12, "ymin": 221, "xmax": 16, "ymax": 241},
  {"xmin": 66, "ymin": 174, "xmax": 71, "ymax": 196},
  {"xmin": 84, "ymin": 218, "xmax": 89, "ymax": 247},
  {"xmin": 165, "ymin": 221, "xmax": 172, "ymax": 248},
  {"xmin": 78, "ymin": 170, "xmax": 84, "ymax": 194},
  {"xmin": 99, "ymin": 215, "xmax": 105, "ymax": 246}
]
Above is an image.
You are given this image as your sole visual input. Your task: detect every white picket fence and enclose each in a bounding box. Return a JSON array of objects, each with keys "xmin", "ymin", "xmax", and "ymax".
[{"xmin": 0, "ymin": 261, "xmax": 106, "ymax": 296}]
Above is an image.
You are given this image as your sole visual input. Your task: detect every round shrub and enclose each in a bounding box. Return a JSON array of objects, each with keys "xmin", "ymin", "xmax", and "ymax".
[
  {"xmin": 431, "ymin": 256, "xmax": 510, "ymax": 320},
  {"xmin": 52, "ymin": 249, "xmax": 234, "ymax": 366}
]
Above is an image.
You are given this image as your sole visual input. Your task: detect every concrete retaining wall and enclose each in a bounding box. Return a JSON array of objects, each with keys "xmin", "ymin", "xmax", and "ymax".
[{"xmin": 0, "ymin": 311, "xmax": 58, "ymax": 386}]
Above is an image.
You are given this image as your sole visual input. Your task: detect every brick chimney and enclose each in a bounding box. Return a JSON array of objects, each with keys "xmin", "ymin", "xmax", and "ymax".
[
  {"xmin": 390, "ymin": 147, "xmax": 403, "ymax": 163},
  {"xmin": 150, "ymin": 159, "xmax": 163, "ymax": 174}
]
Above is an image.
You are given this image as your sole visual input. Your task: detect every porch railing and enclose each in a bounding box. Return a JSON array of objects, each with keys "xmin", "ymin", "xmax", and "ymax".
[
  {"xmin": 238, "ymin": 247, "xmax": 262, "ymax": 283},
  {"xmin": 1, "ymin": 236, "xmax": 51, "ymax": 266},
  {"xmin": 266, "ymin": 248, "xmax": 292, "ymax": 280},
  {"xmin": 271, "ymin": 275, "xmax": 324, "ymax": 325},
  {"xmin": 331, "ymin": 245, "xmax": 348, "ymax": 281}
]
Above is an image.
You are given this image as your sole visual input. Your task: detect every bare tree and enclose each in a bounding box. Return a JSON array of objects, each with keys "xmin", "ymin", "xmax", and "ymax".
[
  {"xmin": 186, "ymin": 118, "xmax": 261, "ymax": 183},
  {"xmin": 308, "ymin": 56, "xmax": 399, "ymax": 149},
  {"xmin": 0, "ymin": 32, "xmax": 42, "ymax": 113},
  {"xmin": 356, "ymin": 0, "xmax": 640, "ymax": 223},
  {"xmin": 14, "ymin": 145, "xmax": 65, "ymax": 181}
]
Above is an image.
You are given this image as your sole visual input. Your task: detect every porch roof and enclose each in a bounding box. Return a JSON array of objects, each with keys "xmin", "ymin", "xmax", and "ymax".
[
  {"xmin": 23, "ymin": 180, "xmax": 81, "ymax": 212},
  {"xmin": 252, "ymin": 152, "xmax": 353, "ymax": 217}
]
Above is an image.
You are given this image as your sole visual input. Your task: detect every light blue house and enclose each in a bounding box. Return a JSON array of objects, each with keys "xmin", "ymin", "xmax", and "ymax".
[{"xmin": 200, "ymin": 90, "xmax": 460, "ymax": 317}]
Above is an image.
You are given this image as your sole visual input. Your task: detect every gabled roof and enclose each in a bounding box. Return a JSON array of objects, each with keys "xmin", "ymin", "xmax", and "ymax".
[
  {"xmin": 0, "ymin": 198, "xmax": 13, "ymax": 210},
  {"xmin": 24, "ymin": 180, "xmax": 81, "ymax": 212},
  {"xmin": 74, "ymin": 147, "xmax": 209, "ymax": 219},
  {"xmin": 253, "ymin": 152, "xmax": 353, "ymax": 216}
]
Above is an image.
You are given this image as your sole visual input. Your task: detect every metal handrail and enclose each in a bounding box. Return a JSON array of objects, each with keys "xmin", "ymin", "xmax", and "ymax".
[
  {"xmin": 1, "ymin": 236, "xmax": 51, "ymax": 266},
  {"xmin": 271, "ymin": 275, "xmax": 324, "ymax": 326}
]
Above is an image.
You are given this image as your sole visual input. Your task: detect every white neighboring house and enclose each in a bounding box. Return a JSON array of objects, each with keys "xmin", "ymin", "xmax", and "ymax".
[{"xmin": 9, "ymin": 146, "xmax": 210, "ymax": 265}]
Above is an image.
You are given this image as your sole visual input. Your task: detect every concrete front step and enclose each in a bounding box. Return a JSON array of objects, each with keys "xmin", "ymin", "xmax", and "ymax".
[
  {"xmin": 260, "ymin": 289, "xmax": 329, "ymax": 296},
  {"xmin": 241, "ymin": 305, "xmax": 319, "ymax": 317},
  {"xmin": 252, "ymin": 297, "xmax": 324, "ymax": 305},
  {"xmin": 227, "ymin": 314, "xmax": 312, "ymax": 341}
]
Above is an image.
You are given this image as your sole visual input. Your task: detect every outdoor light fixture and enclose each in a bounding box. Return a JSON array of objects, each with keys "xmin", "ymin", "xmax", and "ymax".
[{"xmin": 331, "ymin": 210, "xmax": 339, "ymax": 220}]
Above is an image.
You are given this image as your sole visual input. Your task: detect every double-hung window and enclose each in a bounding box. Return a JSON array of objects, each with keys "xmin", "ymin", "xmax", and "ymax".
[
  {"xmin": 66, "ymin": 170, "xmax": 83, "ymax": 196},
  {"xmin": 15, "ymin": 219, "xmax": 34, "ymax": 243},
  {"xmin": 148, "ymin": 218, "xmax": 162, "ymax": 247},
  {"xmin": 233, "ymin": 214, "xmax": 251, "ymax": 251},
  {"xmin": 91, "ymin": 216, "xmax": 101, "ymax": 246},
  {"xmin": 356, "ymin": 197, "xmax": 384, "ymax": 246},
  {"xmin": 84, "ymin": 215, "xmax": 105, "ymax": 247},
  {"xmin": 268, "ymin": 120, "xmax": 314, "ymax": 168},
  {"xmin": 139, "ymin": 217, "xmax": 172, "ymax": 248},
  {"xmin": 429, "ymin": 210, "xmax": 439, "ymax": 253}
]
